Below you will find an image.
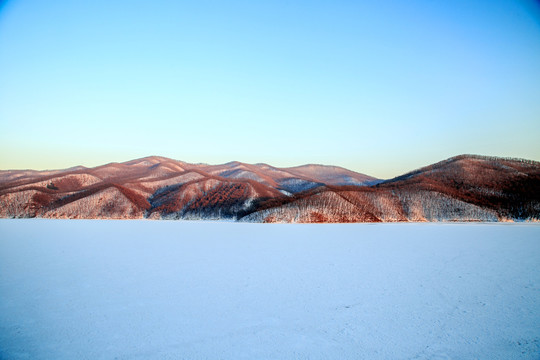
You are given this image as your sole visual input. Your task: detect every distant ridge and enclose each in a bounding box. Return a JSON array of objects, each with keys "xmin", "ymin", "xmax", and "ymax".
[
  {"xmin": 384, "ymin": 154, "xmax": 540, "ymax": 183},
  {"xmin": 1, "ymin": 155, "xmax": 539, "ymax": 222}
]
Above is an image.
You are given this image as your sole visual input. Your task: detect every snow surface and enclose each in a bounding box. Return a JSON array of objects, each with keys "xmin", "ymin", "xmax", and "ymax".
[{"xmin": 0, "ymin": 220, "xmax": 539, "ymax": 360}]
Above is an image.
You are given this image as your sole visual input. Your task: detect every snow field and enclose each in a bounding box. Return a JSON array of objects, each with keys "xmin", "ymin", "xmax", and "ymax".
[{"xmin": 0, "ymin": 220, "xmax": 539, "ymax": 359}]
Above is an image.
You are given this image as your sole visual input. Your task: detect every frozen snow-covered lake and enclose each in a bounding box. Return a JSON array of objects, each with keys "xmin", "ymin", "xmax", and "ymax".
[{"xmin": 0, "ymin": 220, "xmax": 539, "ymax": 359}]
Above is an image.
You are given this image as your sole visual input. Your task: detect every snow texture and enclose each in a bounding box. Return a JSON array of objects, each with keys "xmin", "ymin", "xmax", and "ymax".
[{"xmin": 0, "ymin": 220, "xmax": 539, "ymax": 360}]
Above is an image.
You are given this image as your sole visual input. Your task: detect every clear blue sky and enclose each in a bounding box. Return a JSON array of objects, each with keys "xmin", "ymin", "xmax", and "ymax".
[{"xmin": 1, "ymin": 0, "xmax": 539, "ymax": 178}]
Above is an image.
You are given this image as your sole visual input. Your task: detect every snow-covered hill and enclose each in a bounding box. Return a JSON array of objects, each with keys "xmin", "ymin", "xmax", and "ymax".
[{"xmin": 0, "ymin": 155, "xmax": 539, "ymax": 222}]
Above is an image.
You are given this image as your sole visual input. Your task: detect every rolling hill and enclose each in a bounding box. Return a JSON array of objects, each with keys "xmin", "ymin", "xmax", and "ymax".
[{"xmin": 1, "ymin": 155, "xmax": 538, "ymax": 222}]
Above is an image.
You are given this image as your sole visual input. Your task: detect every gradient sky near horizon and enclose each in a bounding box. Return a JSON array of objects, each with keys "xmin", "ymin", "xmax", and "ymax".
[{"xmin": 1, "ymin": 0, "xmax": 539, "ymax": 178}]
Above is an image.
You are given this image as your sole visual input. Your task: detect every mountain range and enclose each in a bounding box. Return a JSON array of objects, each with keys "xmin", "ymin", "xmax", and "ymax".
[{"xmin": 1, "ymin": 155, "xmax": 539, "ymax": 222}]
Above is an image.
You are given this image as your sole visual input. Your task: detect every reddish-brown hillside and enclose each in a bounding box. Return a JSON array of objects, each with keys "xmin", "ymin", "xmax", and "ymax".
[
  {"xmin": 1, "ymin": 155, "xmax": 538, "ymax": 222},
  {"xmin": 242, "ymin": 155, "xmax": 539, "ymax": 222}
]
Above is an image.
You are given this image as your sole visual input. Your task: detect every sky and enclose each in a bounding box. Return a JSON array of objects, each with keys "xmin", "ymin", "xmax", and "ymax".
[{"xmin": 0, "ymin": 0, "xmax": 539, "ymax": 178}]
